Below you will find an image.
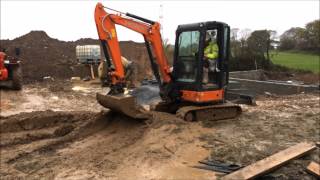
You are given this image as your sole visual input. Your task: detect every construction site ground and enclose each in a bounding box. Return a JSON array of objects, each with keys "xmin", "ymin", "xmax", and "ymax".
[{"xmin": 1, "ymin": 80, "xmax": 319, "ymax": 179}]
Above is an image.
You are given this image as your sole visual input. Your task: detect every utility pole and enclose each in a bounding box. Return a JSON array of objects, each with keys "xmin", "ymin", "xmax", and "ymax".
[{"xmin": 159, "ymin": 2, "xmax": 164, "ymax": 36}]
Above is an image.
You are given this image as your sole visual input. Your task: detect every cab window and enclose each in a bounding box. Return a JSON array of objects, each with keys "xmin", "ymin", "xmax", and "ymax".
[{"xmin": 176, "ymin": 31, "xmax": 200, "ymax": 83}]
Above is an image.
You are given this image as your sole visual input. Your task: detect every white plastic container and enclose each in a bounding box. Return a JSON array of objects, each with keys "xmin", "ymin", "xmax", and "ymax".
[{"xmin": 76, "ymin": 45, "xmax": 101, "ymax": 64}]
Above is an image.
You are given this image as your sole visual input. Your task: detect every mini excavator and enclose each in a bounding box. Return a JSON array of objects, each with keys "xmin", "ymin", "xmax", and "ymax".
[{"xmin": 94, "ymin": 3, "xmax": 241, "ymax": 121}]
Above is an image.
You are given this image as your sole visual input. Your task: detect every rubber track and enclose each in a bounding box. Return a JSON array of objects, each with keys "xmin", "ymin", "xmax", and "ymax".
[{"xmin": 176, "ymin": 102, "xmax": 242, "ymax": 121}]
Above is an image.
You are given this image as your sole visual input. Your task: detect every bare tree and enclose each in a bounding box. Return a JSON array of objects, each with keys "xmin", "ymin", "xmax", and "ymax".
[
  {"xmin": 231, "ymin": 28, "xmax": 239, "ymax": 41},
  {"xmin": 239, "ymin": 28, "xmax": 252, "ymax": 42}
]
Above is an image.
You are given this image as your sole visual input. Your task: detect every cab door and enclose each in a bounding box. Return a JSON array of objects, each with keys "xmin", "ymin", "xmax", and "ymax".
[{"xmin": 172, "ymin": 30, "xmax": 202, "ymax": 91}]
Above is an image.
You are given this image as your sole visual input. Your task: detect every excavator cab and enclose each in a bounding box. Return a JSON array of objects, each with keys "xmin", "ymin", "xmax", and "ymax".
[{"xmin": 172, "ymin": 22, "xmax": 230, "ymax": 103}]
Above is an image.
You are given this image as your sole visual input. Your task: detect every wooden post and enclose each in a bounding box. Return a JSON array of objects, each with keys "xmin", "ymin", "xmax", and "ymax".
[{"xmin": 90, "ymin": 64, "xmax": 95, "ymax": 80}]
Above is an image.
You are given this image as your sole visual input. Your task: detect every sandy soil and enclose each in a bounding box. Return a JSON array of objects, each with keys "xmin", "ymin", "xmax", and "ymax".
[
  {"xmin": 0, "ymin": 81, "xmax": 319, "ymax": 179},
  {"xmin": 0, "ymin": 80, "xmax": 105, "ymax": 116},
  {"xmin": 202, "ymin": 94, "xmax": 320, "ymax": 179}
]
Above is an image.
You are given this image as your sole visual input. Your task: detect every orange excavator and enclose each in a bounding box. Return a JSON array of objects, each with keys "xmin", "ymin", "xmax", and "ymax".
[{"xmin": 94, "ymin": 3, "xmax": 241, "ymax": 121}]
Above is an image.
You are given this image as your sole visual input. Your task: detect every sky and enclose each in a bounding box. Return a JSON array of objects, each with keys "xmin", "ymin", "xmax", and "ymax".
[{"xmin": 1, "ymin": 0, "xmax": 319, "ymax": 44}]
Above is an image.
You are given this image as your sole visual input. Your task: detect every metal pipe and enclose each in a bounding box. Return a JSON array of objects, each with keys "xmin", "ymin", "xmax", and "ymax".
[
  {"xmin": 103, "ymin": 6, "xmax": 155, "ymax": 25},
  {"xmin": 126, "ymin": 13, "xmax": 155, "ymax": 25},
  {"xmin": 103, "ymin": 6, "xmax": 126, "ymax": 15},
  {"xmin": 144, "ymin": 36, "xmax": 162, "ymax": 86}
]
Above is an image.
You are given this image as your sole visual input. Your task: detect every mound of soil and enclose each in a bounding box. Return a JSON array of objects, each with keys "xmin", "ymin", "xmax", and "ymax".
[
  {"xmin": 0, "ymin": 109, "xmax": 212, "ymax": 179},
  {"xmin": 264, "ymin": 70, "xmax": 319, "ymax": 84},
  {"xmin": 0, "ymin": 31, "xmax": 153, "ymax": 83}
]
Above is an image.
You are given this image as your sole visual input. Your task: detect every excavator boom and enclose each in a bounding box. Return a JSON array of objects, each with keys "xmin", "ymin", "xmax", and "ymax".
[
  {"xmin": 94, "ymin": 3, "xmax": 172, "ymax": 119},
  {"xmin": 94, "ymin": 3, "xmax": 171, "ymax": 88}
]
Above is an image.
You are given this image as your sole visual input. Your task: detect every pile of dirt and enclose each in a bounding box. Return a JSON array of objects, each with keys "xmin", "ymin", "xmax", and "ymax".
[
  {"xmin": 0, "ymin": 31, "xmax": 153, "ymax": 83},
  {"xmin": 264, "ymin": 71, "xmax": 319, "ymax": 85},
  {"xmin": 0, "ymin": 109, "xmax": 213, "ymax": 179},
  {"xmin": 1, "ymin": 31, "xmax": 75, "ymax": 82}
]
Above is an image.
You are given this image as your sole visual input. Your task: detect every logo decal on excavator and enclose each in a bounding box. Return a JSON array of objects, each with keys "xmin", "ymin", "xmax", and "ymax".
[{"xmin": 111, "ymin": 29, "xmax": 116, "ymax": 38}]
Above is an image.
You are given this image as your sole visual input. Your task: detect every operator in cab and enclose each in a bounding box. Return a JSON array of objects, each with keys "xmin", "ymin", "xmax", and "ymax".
[
  {"xmin": 202, "ymin": 30, "xmax": 220, "ymax": 85},
  {"xmin": 204, "ymin": 31, "xmax": 219, "ymax": 72}
]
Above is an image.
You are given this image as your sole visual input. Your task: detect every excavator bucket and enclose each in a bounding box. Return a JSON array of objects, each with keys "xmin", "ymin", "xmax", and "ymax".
[{"xmin": 96, "ymin": 93, "xmax": 149, "ymax": 119}]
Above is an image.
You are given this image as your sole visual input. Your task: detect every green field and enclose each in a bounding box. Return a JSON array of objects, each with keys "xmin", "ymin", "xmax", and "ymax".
[{"xmin": 271, "ymin": 51, "xmax": 320, "ymax": 73}]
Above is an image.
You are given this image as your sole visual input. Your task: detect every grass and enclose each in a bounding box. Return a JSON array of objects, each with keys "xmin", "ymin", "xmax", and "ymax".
[{"xmin": 270, "ymin": 51, "xmax": 320, "ymax": 73}]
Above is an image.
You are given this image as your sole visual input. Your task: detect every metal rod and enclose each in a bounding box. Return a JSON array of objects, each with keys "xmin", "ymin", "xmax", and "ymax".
[
  {"xmin": 103, "ymin": 6, "xmax": 126, "ymax": 15},
  {"xmin": 144, "ymin": 36, "xmax": 162, "ymax": 86},
  {"xmin": 126, "ymin": 13, "xmax": 155, "ymax": 25},
  {"xmin": 103, "ymin": 6, "xmax": 155, "ymax": 25},
  {"xmin": 100, "ymin": 40, "xmax": 111, "ymax": 68}
]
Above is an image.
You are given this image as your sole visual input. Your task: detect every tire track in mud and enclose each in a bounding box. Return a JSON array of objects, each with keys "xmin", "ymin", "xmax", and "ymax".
[
  {"xmin": 1, "ymin": 126, "xmax": 65, "ymax": 148},
  {"xmin": 0, "ymin": 110, "xmax": 149, "ymax": 178},
  {"xmin": 1, "ymin": 110, "xmax": 112, "ymax": 164}
]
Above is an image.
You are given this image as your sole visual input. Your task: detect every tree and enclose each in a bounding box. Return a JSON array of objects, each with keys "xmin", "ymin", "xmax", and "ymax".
[
  {"xmin": 238, "ymin": 28, "xmax": 251, "ymax": 49},
  {"xmin": 247, "ymin": 30, "xmax": 270, "ymax": 56},
  {"xmin": 239, "ymin": 28, "xmax": 252, "ymax": 41},
  {"xmin": 279, "ymin": 27, "xmax": 305, "ymax": 50},
  {"xmin": 304, "ymin": 20, "xmax": 320, "ymax": 51},
  {"xmin": 229, "ymin": 28, "xmax": 275, "ymax": 71},
  {"xmin": 279, "ymin": 19, "xmax": 320, "ymax": 52},
  {"xmin": 247, "ymin": 30, "xmax": 274, "ymax": 69}
]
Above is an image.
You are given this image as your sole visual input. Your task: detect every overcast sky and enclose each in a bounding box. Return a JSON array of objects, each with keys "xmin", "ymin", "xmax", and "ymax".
[{"xmin": 1, "ymin": 0, "xmax": 319, "ymax": 43}]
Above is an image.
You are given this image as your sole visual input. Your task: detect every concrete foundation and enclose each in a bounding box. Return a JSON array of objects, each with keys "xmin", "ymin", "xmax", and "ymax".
[
  {"xmin": 229, "ymin": 78, "xmax": 319, "ymax": 95},
  {"xmin": 229, "ymin": 70, "xmax": 266, "ymax": 81}
]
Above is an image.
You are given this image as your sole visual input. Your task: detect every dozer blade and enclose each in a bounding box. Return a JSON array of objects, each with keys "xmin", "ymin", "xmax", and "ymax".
[{"xmin": 96, "ymin": 93, "xmax": 149, "ymax": 119}]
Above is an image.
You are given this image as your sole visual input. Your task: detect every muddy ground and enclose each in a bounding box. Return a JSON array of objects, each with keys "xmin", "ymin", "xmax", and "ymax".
[{"xmin": 0, "ymin": 81, "xmax": 320, "ymax": 179}]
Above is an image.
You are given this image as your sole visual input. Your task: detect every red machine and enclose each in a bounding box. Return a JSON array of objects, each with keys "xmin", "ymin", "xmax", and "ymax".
[
  {"xmin": 0, "ymin": 49, "xmax": 22, "ymax": 90},
  {"xmin": 0, "ymin": 52, "xmax": 9, "ymax": 81}
]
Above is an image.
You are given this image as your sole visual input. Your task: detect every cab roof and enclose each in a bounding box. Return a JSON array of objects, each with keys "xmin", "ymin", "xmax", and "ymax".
[{"xmin": 176, "ymin": 21, "xmax": 229, "ymax": 32}]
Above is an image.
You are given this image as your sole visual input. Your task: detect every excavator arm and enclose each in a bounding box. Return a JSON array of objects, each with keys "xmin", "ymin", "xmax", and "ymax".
[{"xmin": 94, "ymin": 3, "xmax": 171, "ymax": 94}]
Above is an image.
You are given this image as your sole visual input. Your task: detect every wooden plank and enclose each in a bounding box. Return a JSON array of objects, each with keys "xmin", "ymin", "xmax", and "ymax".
[
  {"xmin": 222, "ymin": 142, "xmax": 316, "ymax": 180},
  {"xmin": 306, "ymin": 161, "xmax": 320, "ymax": 177}
]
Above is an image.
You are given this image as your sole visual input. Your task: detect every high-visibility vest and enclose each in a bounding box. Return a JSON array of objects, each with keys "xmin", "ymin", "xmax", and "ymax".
[{"xmin": 204, "ymin": 42, "xmax": 219, "ymax": 60}]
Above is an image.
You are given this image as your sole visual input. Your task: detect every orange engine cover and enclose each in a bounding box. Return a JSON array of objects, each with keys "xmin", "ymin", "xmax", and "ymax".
[
  {"xmin": 0, "ymin": 51, "xmax": 9, "ymax": 80},
  {"xmin": 0, "ymin": 68, "xmax": 8, "ymax": 80},
  {"xmin": 181, "ymin": 89, "xmax": 224, "ymax": 103}
]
